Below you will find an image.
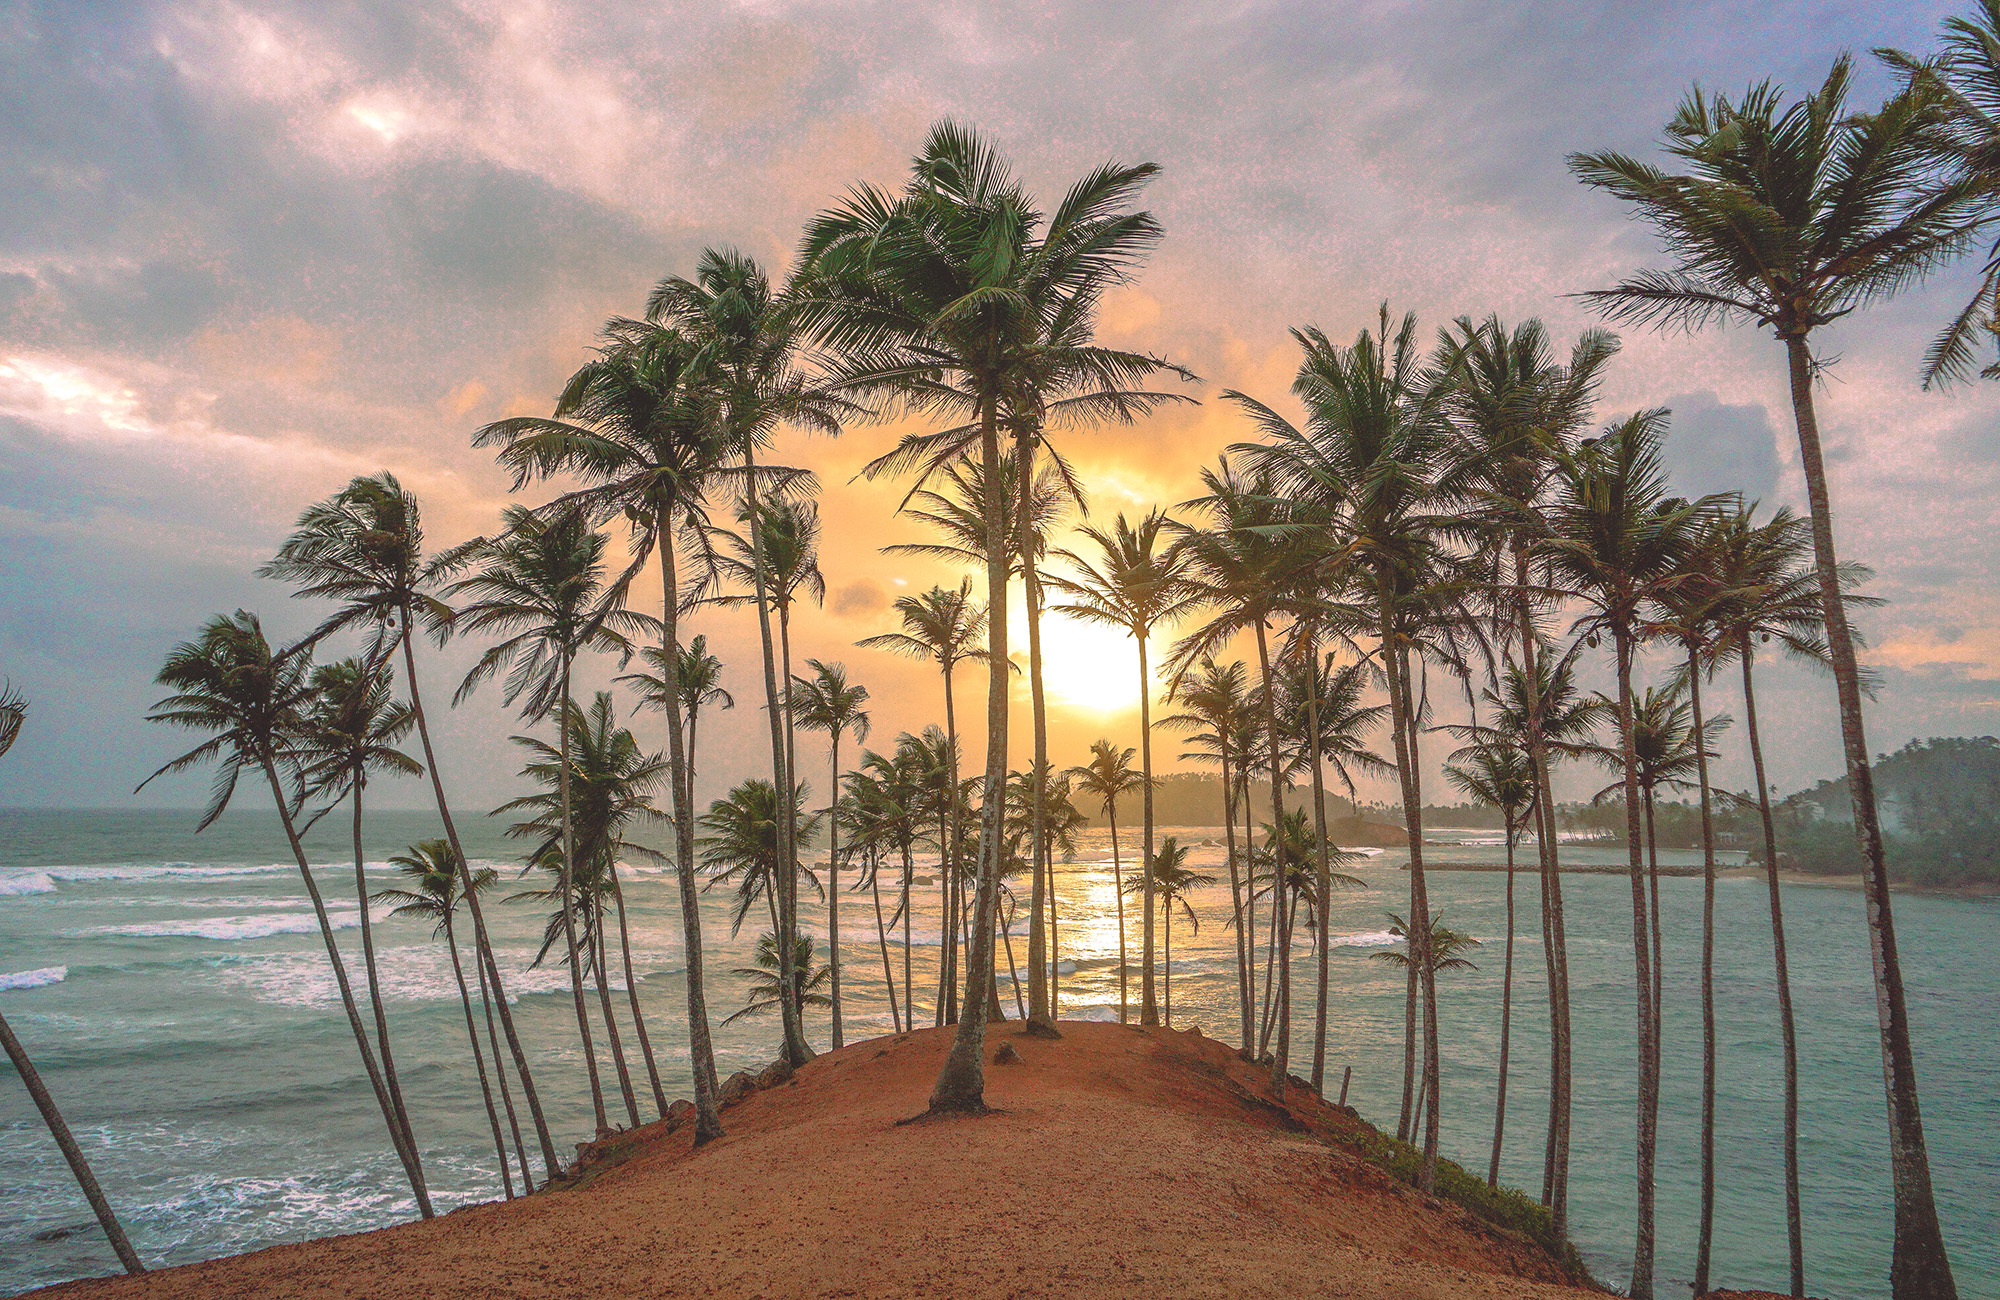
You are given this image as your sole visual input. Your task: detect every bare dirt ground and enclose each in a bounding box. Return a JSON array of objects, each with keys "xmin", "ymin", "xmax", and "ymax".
[{"xmin": 38, "ymin": 1022, "xmax": 1604, "ymax": 1300}]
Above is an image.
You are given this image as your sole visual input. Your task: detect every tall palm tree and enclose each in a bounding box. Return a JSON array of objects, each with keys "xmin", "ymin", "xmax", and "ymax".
[
  {"xmin": 1159, "ymin": 659, "xmax": 1259, "ymax": 1051},
  {"xmin": 1064, "ymin": 740, "xmax": 1148, "ymax": 1024},
  {"xmin": 474, "ymin": 325, "xmax": 747, "ymax": 1144},
  {"xmin": 793, "ymin": 659, "xmax": 871, "ymax": 1049},
  {"xmin": 1438, "ymin": 314, "xmax": 1616, "ymax": 1228},
  {"xmin": 1169, "ymin": 457, "xmax": 1313, "ymax": 1092},
  {"xmin": 1572, "ymin": 68, "xmax": 1971, "ymax": 1297},
  {"xmin": 1048, "ymin": 510, "xmax": 1198, "ymax": 1027},
  {"xmin": 450, "ymin": 506, "xmax": 652, "ymax": 1137},
  {"xmin": 496, "ymin": 692, "xmax": 676, "ymax": 1121},
  {"xmin": 1229, "ymin": 308, "xmax": 1457, "ymax": 1182},
  {"xmin": 262, "ymin": 475, "xmax": 563, "ymax": 1175},
  {"xmin": 648, "ymin": 249, "xmax": 847, "ymax": 1072},
  {"xmin": 1, "ymin": 686, "xmax": 145, "ymax": 1275},
  {"xmin": 797, "ymin": 121, "xmax": 1171, "ymax": 1113},
  {"xmin": 1537, "ymin": 413, "xmax": 1703, "ymax": 1299},
  {"xmin": 295, "ymin": 658, "xmax": 424, "ymax": 1165},
  {"xmin": 1443, "ymin": 741, "xmax": 1536, "ymax": 1189},
  {"xmin": 373, "ymin": 840, "xmax": 521, "ymax": 1197},
  {"xmin": 141, "ymin": 613, "xmax": 432, "ymax": 1215},
  {"xmin": 836, "ymin": 766, "xmax": 907, "ymax": 1032},
  {"xmin": 1134, "ymin": 837, "xmax": 1216, "ymax": 1025},
  {"xmin": 858, "ymin": 580, "xmax": 987, "ymax": 1022}
]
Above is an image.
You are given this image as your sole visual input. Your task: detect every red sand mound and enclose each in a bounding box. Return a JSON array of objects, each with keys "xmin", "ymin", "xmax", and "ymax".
[{"xmin": 39, "ymin": 1022, "xmax": 1600, "ymax": 1300}]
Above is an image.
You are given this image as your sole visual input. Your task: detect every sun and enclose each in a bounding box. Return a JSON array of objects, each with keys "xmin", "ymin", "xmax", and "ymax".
[{"xmin": 1034, "ymin": 611, "xmax": 1154, "ymax": 715}]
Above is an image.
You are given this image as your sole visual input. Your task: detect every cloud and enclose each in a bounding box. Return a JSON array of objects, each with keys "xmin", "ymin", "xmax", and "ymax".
[{"xmin": 1660, "ymin": 390, "xmax": 1782, "ymax": 504}]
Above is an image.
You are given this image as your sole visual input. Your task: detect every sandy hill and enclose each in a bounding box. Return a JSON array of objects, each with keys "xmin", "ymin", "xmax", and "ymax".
[{"xmin": 39, "ymin": 1022, "xmax": 1600, "ymax": 1300}]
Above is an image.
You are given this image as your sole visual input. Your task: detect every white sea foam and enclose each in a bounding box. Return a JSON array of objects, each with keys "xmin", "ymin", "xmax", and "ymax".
[
  {"xmin": 72, "ymin": 906, "xmax": 390, "ymax": 942},
  {"xmin": 38, "ymin": 862, "xmax": 305, "ymax": 885},
  {"xmin": 0, "ymin": 966, "xmax": 66, "ymax": 990},
  {"xmin": 0, "ymin": 870, "xmax": 57, "ymax": 896},
  {"xmin": 1330, "ymin": 929, "xmax": 1399, "ymax": 948}
]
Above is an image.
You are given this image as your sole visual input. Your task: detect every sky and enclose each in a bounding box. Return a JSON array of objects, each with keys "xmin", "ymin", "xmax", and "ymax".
[{"xmin": 1, "ymin": 0, "xmax": 1995, "ymax": 817}]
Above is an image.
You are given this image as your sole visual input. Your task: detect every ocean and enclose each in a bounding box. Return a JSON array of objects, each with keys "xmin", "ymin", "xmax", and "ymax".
[{"xmin": 1, "ymin": 808, "xmax": 1994, "ymax": 1297}]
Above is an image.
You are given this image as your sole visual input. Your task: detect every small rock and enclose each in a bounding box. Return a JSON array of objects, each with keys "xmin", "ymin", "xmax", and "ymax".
[
  {"xmin": 665, "ymin": 1099, "xmax": 693, "ymax": 1129},
  {"xmin": 755, "ymin": 1060, "xmax": 794, "ymax": 1090},
  {"xmin": 993, "ymin": 1042, "xmax": 1022, "ymax": 1065},
  {"xmin": 719, "ymin": 1069, "xmax": 757, "ymax": 1105}
]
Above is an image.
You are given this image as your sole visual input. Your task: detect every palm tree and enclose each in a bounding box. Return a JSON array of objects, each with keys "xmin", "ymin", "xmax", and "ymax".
[
  {"xmin": 724, "ymin": 933, "xmax": 833, "ymax": 1026},
  {"xmin": 474, "ymin": 325, "xmax": 745, "ymax": 1144},
  {"xmin": 450, "ymin": 505, "xmax": 652, "ymax": 1137},
  {"xmin": 262, "ymin": 475, "xmax": 563, "ymax": 1174},
  {"xmin": 1443, "ymin": 741, "xmax": 1536, "ymax": 1189},
  {"xmin": 793, "ymin": 659, "xmax": 871, "ymax": 1049},
  {"xmin": 1159, "ymin": 658, "xmax": 1259, "ymax": 1051},
  {"xmin": 1537, "ymin": 413, "xmax": 1703, "ymax": 1299},
  {"xmin": 295, "ymin": 658, "xmax": 424, "ymax": 1166},
  {"xmin": 1064, "ymin": 740, "xmax": 1148, "ymax": 1024},
  {"xmin": 1229, "ymin": 309, "xmax": 1457, "ymax": 1181},
  {"xmin": 648, "ymin": 249, "xmax": 847, "ymax": 1072},
  {"xmin": 140, "ymin": 613, "xmax": 432, "ymax": 1215},
  {"xmin": 1170, "ymin": 458, "xmax": 1318, "ymax": 1090},
  {"xmin": 1371, "ymin": 913, "xmax": 1482, "ymax": 1135},
  {"xmin": 838, "ymin": 763, "xmax": 909, "ymax": 1032},
  {"xmin": 1571, "ymin": 69, "xmax": 1971, "ymax": 1296},
  {"xmin": 699, "ymin": 779, "xmax": 825, "ymax": 943},
  {"xmin": 797, "ymin": 121, "xmax": 1171, "ymax": 1114},
  {"xmin": 858, "ymin": 580, "xmax": 986, "ymax": 1022},
  {"xmin": 1133, "ymin": 837, "xmax": 1216, "ymax": 1025},
  {"xmin": 1, "ymin": 685, "xmax": 145, "ymax": 1275},
  {"xmin": 495, "ymin": 692, "xmax": 676, "ymax": 1121},
  {"xmin": 373, "ymin": 840, "xmax": 523, "ymax": 1197},
  {"xmin": 620, "ymin": 634, "xmax": 733, "ymax": 793},
  {"xmin": 1049, "ymin": 510, "xmax": 1198, "ymax": 1027}
]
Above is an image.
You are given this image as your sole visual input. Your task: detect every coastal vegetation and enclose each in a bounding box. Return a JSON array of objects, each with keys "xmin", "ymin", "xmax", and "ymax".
[{"xmin": 0, "ymin": 8, "xmax": 1982, "ymax": 1299}]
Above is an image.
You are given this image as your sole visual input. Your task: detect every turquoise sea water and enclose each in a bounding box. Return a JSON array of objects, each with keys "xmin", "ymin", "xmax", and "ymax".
[{"xmin": 1, "ymin": 808, "xmax": 1994, "ymax": 1297}]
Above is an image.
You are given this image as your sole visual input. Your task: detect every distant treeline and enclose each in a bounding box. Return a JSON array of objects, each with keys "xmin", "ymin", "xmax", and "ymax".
[{"xmin": 1762, "ymin": 738, "xmax": 2000, "ymax": 888}]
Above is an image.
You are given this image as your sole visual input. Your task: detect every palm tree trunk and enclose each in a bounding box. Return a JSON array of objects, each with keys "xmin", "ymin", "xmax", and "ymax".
[
  {"xmin": 606, "ymin": 866, "xmax": 668, "ymax": 1117},
  {"xmin": 829, "ymin": 732, "xmax": 845, "ymax": 1050},
  {"xmin": 1689, "ymin": 647, "xmax": 1720, "ymax": 1296},
  {"xmin": 1489, "ymin": 820, "xmax": 1517, "ymax": 1189},
  {"xmin": 258, "ymin": 755, "xmax": 433, "ymax": 1216},
  {"xmin": 0, "ymin": 1011, "xmax": 146, "ymax": 1274},
  {"xmin": 473, "ymin": 925, "xmax": 533, "ymax": 1192},
  {"xmin": 870, "ymin": 852, "xmax": 902, "ymax": 1033},
  {"xmin": 940, "ymin": 664, "xmax": 962, "ymax": 1027},
  {"xmin": 1110, "ymin": 805, "xmax": 1128, "ymax": 1024},
  {"xmin": 1018, "ymin": 432, "xmax": 1057, "ymax": 1036},
  {"xmin": 901, "ymin": 845, "xmax": 914, "ymax": 1028},
  {"xmin": 1139, "ymin": 633, "xmax": 1161, "ymax": 1027},
  {"xmin": 348, "ymin": 779, "xmax": 419, "ymax": 1173},
  {"xmin": 444, "ymin": 912, "xmax": 514, "ymax": 1197},
  {"xmin": 1398, "ymin": 954, "xmax": 1419, "ymax": 1142},
  {"xmin": 1400, "ymin": 646, "xmax": 1443, "ymax": 1187},
  {"xmin": 1644, "ymin": 787, "xmax": 1664, "ymax": 1064},
  {"xmin": 656, "ymin": 538, "xmax": 723, "ymax": 1144},
  {"xmin": 1613, "ymin": 628, "xmax": 1658, "ymax": 1300},
  {"xmin": 740, "ymin": 446, "xmax": 813, "ymax": 1070},
  {"xmin": 1743, "ymin": 645, "xmax": 1805, "ymax": 1296},
  {"xmin": 1303, "ymin": 646, "xmax": 1334, "ymax": 1095},
  {"xmin": 1162, "ymin": 898, "xmax": 1172, "ymax": 1025},
  {"xmin": 556, "ymin": 661, "xmax": 610, "ymax": 1136},
  {"xmin": 592, "ymin": 921, "xmax": 641, "ymax": 1128},
  {"xmin": 930, "ymin": 393, "xmax": 1006, "ymax": 1114},
  {"xmin": 1001, "ymin": 903, "xmax": 1026, "ymax": 1020},
  {"xmin": 1221, "ymin": 750, "xmax": 1252, "ymax": 1057},
  {"xmin": 398, "ymin": 630, "xmax": 562, "ymax": 1178},
  {"xmin": 1254, "ymin": 619, "xmax": 1291, "ymax": 1092},
  {"xmin": 1784, "ymin": 334, "xmax": 1956, "ymax": 1300}
]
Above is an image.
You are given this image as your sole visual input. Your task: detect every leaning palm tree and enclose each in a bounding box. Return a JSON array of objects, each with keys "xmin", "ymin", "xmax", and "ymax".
[
  {"xmin": 373, "ymin": 840, "xmax": 523, "ymax": 1197},
  {"xmin": 262, "ymin": 475, "xmax": 563, "ymax": 1174},
  {"xmin": 792, "ymin": 659, "xmax": 871, "ymax": 1048},
  {"xmin": 1159, "ymin": 658, "xmax": 1259, "ymax": 1051},
  {"xmin": 450, "ymin": 506, "xmax": 653, "ymax": 1138},
  {"xmin": 858, "ymin": 580, "xmax": 987, "ymax": 1021},
  {"xmin": 140, "ymin": 613, "xmax": 431, "ymax": 1215},
  {"xmin": 648, "ymin": 249, "xmax": 847, "ymax": 1072},
  {"xmin": 1, "ymin": 686, "xmax": 145, "ymax": 1275},
  {"xmin": 796, "ymin": 121, "xmax": 1173, "ymax": 1114},
  {"xmin": 474, "ymin": 325, "xmax": 746, "ymax": 1144},
  {"xmin": 1048, "ymin": 510, "xmax": 1199, "ymax": 1027},
  {"xmin": 295, "ymin": 658, "xmax": 424, "ymax": 1167},
  {"xmin": 1064, "ymin": 740, "xmax": 1148, "ymax": 1024},
  {"xmin": 1571, "ymin": 67, "xmax": 1970, "ymax": 1298},
  {"xmin": 1537, "ymin": 413, "xmax": 1704, "ymax": 1299},
  {"xmin": 1443, "ymin": 741, "xmax": 1536, "ymax": 1189}
]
